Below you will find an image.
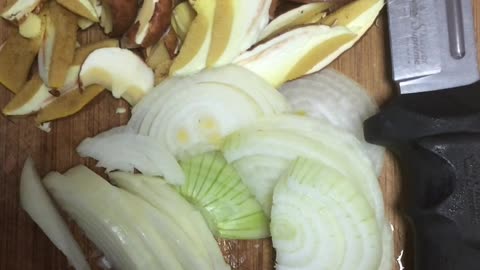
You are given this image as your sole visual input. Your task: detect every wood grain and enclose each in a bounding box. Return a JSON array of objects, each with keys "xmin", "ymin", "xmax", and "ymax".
[{"xmin": 0, "ymin": 2, "xmax": 479, "ymax": 270}]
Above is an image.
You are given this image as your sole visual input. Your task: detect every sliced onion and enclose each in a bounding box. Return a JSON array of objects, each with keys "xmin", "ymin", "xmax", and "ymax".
[
  {"xmin": 108, "ymin": 172, "xmax": 230, "ymax": 270},
  {"xmin": 20, "ymin": 158, "xmax": 90, "ymax": 270},
  {"xmin": 279, "ymin": 69, "xmax": 385, "ymax": 175},
  {"xmin": 230, "ymin": 155, "xmax": 290, "ymax": 214},
  {"xmin": 177, "ymin": 151, "xmax": 269, "ymax": 239},
  {"xmin": 44, "ymin": 165, "xmax": 225, "ymax": 270},
  {"xmin": 222, "ymin": 114, "xmax": 383, "ymax": 227},
  {"xmin": 193, "ymin": 65, "xmax": 289, "ymax": 115},
  {"xmin": 128, "ymin": 65, "xmax": 290, "ymax": 159},
  {"xmin": 44, "ymin": 168, "xmax": 166, "ymax": 269},
  {"xmin": 130, "ymin": 65, "xmax": 289, "ymax": 133},
  {"xmin": 147, "ymin": 82, "xmax": 261, "ymax": 155},
  {"xmin": 271, "ymin": 157, "xmax": 382, "ymax": 270},
  {"xmin": 77, "ymin": 127, "xmax": 185, "ymax": 185}
]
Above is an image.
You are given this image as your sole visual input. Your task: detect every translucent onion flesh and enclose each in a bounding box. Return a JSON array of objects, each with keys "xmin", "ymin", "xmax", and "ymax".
[
  {"xmin": 271, "ymin": 157, "xmax": 382, "ymax": 270},
  {"xmin": 20, "ymin": 158, "xmax": 90, "ymax": 270},
  {"xmin": 44, "ymin": 165, "xmax": 227, "ymax": 270},
  {"xmin": 279, "ymin": 69, "xmax": 385, "ymax": 175},
  {"xmin": 77, "ymin": 127, "xmax": 185, "ymax": 185},
  {"xmin": 222, "ymin": 114, "xmax": 384, "ymax": 227},
  {"xmin": 108, "ymin": 172, "xmax": 230, "ymax": 270},
  {"xmin": 128, "ymin": 65, "xmax": 289, "ymax": 160},
  {"xmin": 178, "ymin": 151, "xmax": 270, "ymax": 239}
]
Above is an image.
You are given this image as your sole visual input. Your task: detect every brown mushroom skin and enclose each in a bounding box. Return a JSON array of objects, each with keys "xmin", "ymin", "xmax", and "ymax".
[
  {"xmin": 102, "ymin": 0, "xmax": 138, "ymax": 37},
  {"xmin": 269, "ymin": 0, "xmax": 279, "ymax": 18},
  {"xmin": 163, "ymin": 29, "xmax": 178, "ymax": 58},
  {"xmin": 125, "ymin": 0, "xmax": 173, "ymax": 48}
]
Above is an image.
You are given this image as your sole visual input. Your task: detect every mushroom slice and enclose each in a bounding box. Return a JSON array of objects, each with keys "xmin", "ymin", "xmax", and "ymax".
[{"xmin": 79, "ymin": 48, "xmax": 154, "ymax": 105}]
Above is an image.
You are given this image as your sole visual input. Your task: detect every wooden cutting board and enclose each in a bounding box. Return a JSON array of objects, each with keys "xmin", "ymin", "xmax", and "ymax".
[{"xmin": 0, "ymin": 2, "xmax": 479, "ymax": 269}]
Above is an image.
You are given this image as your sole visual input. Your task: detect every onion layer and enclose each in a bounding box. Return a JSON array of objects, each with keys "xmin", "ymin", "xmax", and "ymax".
[
  {"xmin": 108, "ymin": 172, "xmax": 230, "ymax": 269},
  {"xmin": 279, "ymin": 69, "xmax": 385, "ymax": 175},
  {"xmin": 222, "ymin": 114, "xmax": 383, "ymax": 226},
  {"xmin": 20, "ymin": 158, "xmax": 90, "ymax": 270},
  {"xmin": 128, "ymin": 65, "xmax": 290, "ymax": 159},
  {"xmin": 44, "ymin": 165, "xmax": 230, "ymax": 270},
  {"xmin": 271, "ymin": 157, "xmax": 382, "ymax": 270},
  {"xmin": 77, "ymin": 126, "xmax": 185, "ymax": 185},
  {"xmin": 178, "ymin": 151, "xmax": 270, "ymax": 239}
]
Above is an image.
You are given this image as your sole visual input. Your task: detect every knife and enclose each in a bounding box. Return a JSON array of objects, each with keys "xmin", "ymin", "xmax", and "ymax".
[{"xmin": 364, "ymin": 0, "xmax": 480, "ymax": 269}]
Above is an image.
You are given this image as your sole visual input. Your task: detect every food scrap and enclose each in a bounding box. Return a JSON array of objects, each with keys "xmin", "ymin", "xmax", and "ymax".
[
  {"xmin": 3, "ymin": 1, "xmax": 393, "ymax": 269},
  {"xmin": 1, "ymin": 0, "xmax": 383, "ymax": 127}
]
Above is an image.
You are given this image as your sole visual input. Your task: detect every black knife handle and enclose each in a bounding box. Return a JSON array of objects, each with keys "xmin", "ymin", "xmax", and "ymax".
[{"xmin": 364, "ymin": 81, "xmax": 480, "ymax": 269}]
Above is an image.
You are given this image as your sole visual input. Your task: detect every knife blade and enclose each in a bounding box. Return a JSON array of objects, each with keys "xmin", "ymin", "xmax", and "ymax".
[
  {"xmin": 389, "ymin": 0, "xmax": 479, "ymax": 93},
  {"xmin": 364, "ymin": 0, "xmax": 480, "ymax": 269}
]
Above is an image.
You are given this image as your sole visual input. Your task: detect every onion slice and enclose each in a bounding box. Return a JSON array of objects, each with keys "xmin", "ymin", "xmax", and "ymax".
[
  {"xmin": 279, "ymin": 69, "xmax": 385, "ymax": 175},
  {"xmin": 271, "ymin": 157, "xmax": 382, "ymax": 270},
  {"xmin": 108, "ymin": 172, "xmax": 230, "ymax": 269},
  {"xmin": 222, "ymin": 114, "xmax": 384, "ymax": 226},
  {"xmin": 44, "ymin": 165, "xmax": 227, "ymax": 270},
  {"xmin": 44, "ymin": 168, "xmax": 165, "ymax": 270},
  {"xmin": 178, "ymin": 151, "xmax": 270, "ymax": 239},
  {"xmin": 20, "ymin": 158, "xmax": 90, "ymax": 270},
  {"xmin": 229, "ymin": 154, "xmax": 290, "ymax": 213},
  {"xmin": 128, "ymin": 65, "xmax": 290, "ymax": 159},
  {"xmin": 77, "ymin": 127, "xmax": 185, "ymax": 185}
]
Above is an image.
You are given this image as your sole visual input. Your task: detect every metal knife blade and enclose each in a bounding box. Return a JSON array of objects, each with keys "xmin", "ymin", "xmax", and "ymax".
[{"xmin": 388, "ymin": 0, "xmax": 480, "ymax": 94}]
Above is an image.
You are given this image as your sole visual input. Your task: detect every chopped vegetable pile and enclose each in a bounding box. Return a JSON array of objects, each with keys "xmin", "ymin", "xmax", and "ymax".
[{"xmin": 2, "ymin": 0, "xmax": 394, "ymax": 269}]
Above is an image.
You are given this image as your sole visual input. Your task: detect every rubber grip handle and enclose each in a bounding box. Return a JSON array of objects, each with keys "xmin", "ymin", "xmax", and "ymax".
[{"xmin": 364, "ymin": 81, "xmax": 480, "ymax": 269}]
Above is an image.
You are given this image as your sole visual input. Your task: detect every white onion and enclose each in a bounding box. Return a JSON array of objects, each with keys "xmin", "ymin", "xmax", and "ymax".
[
  {"xmin": 177, "ymin": 151, "xmax": 269, "ymax": 239},
  {"xmin": 279, "ymin": 69, "xmax": 385, "ymax": 175},
  {"xmin": 230, "ymin": 155, "xmax": 290, "ymax": 214},
  {"xmin": 44, "ymin": 168, "xmax": 166, "ymax": 269},
  {"xmin": 77, "ymin": 127, "xmax": 185, "ymax": 185},
  {"xmin": 128, "ymin": 65, "xmax": 290, "ymax": 159},
  {"xmin": 222, "ymin": 114, "xmax": 384, "ymax": 227},
  {"xmin": 44, "ymin": 165, "xmax": 227, "ymax": 270},
  {"xmin": 108, "ymin": 172, "xmax": 230, "ymax": 270},
  {"xmin": 20, "ymin": 158, "xmax": 90, "ymax": 270},
  {"xmin": 271, "ymin": 157, "xmax": 382, "ymax": 270}
]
